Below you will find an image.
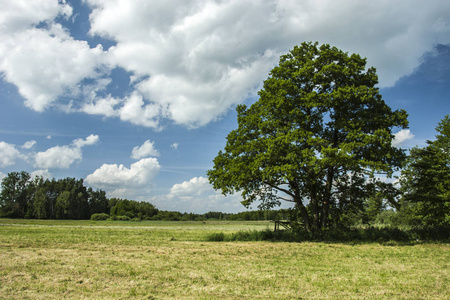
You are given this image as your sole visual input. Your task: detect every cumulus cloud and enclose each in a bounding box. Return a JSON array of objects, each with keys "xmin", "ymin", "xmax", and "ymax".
[
  {"xmin": 117, "ymin": 92, "xmax": 162, "ymax": 128},
  {"xmin": 85, "ymin": 158, "xmax": 161, "ymax": 197},
  {"xmin": 86, "ymin": 0, "xmax": 450, "ymax": 128},
  {"xmin": 169, "ymin": 176, "xmax": 212, "ymax": 198},
  {"xmin": 0, "ymin": 0, "xmax": 72, "ymax": 34},
  {"xmin": 0, "ymin": 141, "xmax": 24, "ymax": 167},
  {"xmin": 0, "ymin": 24, "xmax": 106, "ymax": 112},
  {"xmin": 34, "ymin": 134, "xmax": 99, "ymax": 169},
  {"xmin": 35, "ymin": 145, "xmax": 82, "ymax": 169},
  {"xmin": 171, "ymin": 143, "xmax": 179, "ymax": 150},
  {"xmin": 81, "ymin": 94, "xmax": 120, "ymax": 117},
  {"xmin": 151, "ymin": 176, "xmax": 245, "ymax": 213},
  {"xmin": 0, "ymin": 1, "xmax": 107, "ymax": 112},
  {"xmin": 131, "ymin": 140, "xmax": 159, "ymax": 159},
  {"xmin": 31, "ymin": 169, "xmax": 52, "ymax": 180},
  {"xmin": 2, "ymin": 0, "xmax": 450, "ymax": 129},
  {"xmin": 392, "ymin": 129, "xmax": 415, "ymax": 147}
]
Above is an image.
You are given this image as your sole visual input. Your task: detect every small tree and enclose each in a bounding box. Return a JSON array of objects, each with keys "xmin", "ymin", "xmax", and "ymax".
[
  {"xmin": 399, "ymin": 115, "xmax": 450, "ymax": 226},
  {"xmin": 208, "ymin": 42, "xmax": 408, "ymax": 233}
]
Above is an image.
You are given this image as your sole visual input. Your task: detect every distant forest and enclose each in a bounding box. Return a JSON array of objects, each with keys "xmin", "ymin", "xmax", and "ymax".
[
  {"xmin": 0, "ymin": 171, "xmax": 291, "ymax": 222},
  {"xmin": 0, "ymin": 168, "xmax": 447, "ymax": 228}
]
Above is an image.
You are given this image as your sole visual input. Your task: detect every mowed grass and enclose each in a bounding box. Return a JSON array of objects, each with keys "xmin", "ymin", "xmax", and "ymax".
[{"xmin": 0, "ymin": 219, "xmax": 448, "ymax": 299}]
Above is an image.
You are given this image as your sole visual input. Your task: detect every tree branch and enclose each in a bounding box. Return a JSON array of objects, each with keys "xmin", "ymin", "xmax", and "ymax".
[{"xmin": 263, "ymin": 181, "xmax": 295, "ymax": 198}]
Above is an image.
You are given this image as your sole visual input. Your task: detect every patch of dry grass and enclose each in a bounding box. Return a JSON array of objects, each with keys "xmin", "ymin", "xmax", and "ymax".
[{"xmin": 0, "ymin": 220, "xmax": 448, "ymax": 299}]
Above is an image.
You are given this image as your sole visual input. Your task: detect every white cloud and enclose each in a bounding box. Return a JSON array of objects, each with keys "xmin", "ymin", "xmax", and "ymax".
[
  {"xmin": 150, "ymin": 176, "xmax": 244, "ymax": 213},
  {"xmin": 171, "ymin": 143, "xmax": 179, "ymax": 150},
  {"xmin": 86, "ymin": 0, "xmax": 450, "ymax": 128},
  {"xmin": 393, "ymin": 129, "xmax": 415, "ymax": 147},
  {"xmin": 0, "ymin": 23, "xmax": 106, "ymax": 112},
  {"xmin": 31, "ymin": 169, "xmax": 52, "ymax": 180},
  {"xmin": 170, "ymin": 176, "xmax": 212, "ymax": 197},
  {"xmin": 85, "ymin": 158, "xmax": 161, "ymax": 197},
  {"xmin": 35, "ymin": 145, "xmax": 82, "ymax": 169},
  {"xmin": 0, "ymin": 1, "xmax": 106, "ymax": 112},
  {"xmin": 117, "ymin": 92, "xmax": 162, "ymax": 129},
  {"xmin": 34, "ymin": 134, "xmax": 99, "ymax": 169},
  {"xmin": 131, "ymin": 140, "xmax": 159, "ymax": 159},
  {"xmin": 81, "ymin": 94, "xmax": 120, "ymax": 117},
  {"xmin": 0, "ymin": 0, "xmax": 72, "ymax": 34},
  {"xmin": 72, "ymin": 134, "xmax": 100, "ymax": 148},
  {"xmin": 2, "ymin": 0, "xmax": 450, "ymax": 129},
  {"xmin": 0, "ymin": 141, "xmax": 23, "ymax": 167},
  {"xmin": 22, "ymin": 140, "xmax": 36, "ymax": 149}
]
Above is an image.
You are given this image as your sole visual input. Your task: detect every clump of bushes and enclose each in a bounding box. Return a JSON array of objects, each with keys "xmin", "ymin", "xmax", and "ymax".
[{"xmin": 90, "ymin": 213, "xmax": 109, "ymax": 221}]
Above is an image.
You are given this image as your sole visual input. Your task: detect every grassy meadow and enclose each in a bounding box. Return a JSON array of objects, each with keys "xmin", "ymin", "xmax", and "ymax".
[{"xmin": 0, "ymin": 219, "xmax": 448, "ymax": 299}]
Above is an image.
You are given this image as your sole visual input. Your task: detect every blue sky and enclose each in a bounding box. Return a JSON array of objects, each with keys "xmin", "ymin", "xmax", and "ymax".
[{"xmin": 0, "ymin": 0, "xmax": 449, "ymax": 213}]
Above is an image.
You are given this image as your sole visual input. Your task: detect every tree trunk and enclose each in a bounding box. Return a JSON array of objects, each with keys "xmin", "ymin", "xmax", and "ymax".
[
  {"xmin": 321, "ymin": 167, "xmax": 334, "ymax": 229},
  {"xmin": 298, "ymin": 202, "xmax": 311, "ymax": 233}
]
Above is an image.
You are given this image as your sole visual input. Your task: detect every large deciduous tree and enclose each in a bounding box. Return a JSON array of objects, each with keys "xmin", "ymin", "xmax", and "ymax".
[
  {"xmin": 399, "ymin": 115, "xmax": 450, "ymax": 226},
  {"xmin": 208, "ymin": 42, "xmax": 408, "ymax": 233}
]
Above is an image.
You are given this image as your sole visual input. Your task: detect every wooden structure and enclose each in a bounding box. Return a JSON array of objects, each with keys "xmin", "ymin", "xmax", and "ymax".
[{"xmin": 273, "ymin": 220, "xmax": 292, "ymax": 231}]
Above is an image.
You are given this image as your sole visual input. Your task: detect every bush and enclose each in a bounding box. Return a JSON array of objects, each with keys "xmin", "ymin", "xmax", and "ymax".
[
  {"xmin": 116, "ymin": 215, "xmax": 131, "ymax": 221},
  {"xmin": 90, "ymin": 213, "xmax": 109, "ymax": 221},
  {"xmin": 206, "ymin": 232, "xmax": 225, "ymax": 241}
]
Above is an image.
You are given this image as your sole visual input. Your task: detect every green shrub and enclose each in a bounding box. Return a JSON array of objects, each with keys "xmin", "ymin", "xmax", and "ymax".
[
  {"xmin": 90, "ymin": 213, "xmax": 109, "ymax": 221},
  {"xmin": 116, "ymin": 215, "xmax": 131, "ymax": 221},
  {"xmin": 206, "ymin": 232, "xmax": 225, "ymax": 241}
]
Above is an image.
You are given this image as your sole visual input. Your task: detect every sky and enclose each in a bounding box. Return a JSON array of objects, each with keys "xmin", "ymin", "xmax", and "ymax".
[{"xmin": 0, "ymin": 0, "xmax": 449, "ymax": 214}]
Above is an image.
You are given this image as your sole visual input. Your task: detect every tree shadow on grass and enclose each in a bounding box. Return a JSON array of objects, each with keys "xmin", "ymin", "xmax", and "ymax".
[{"xmin": 206, "ymin": 226, "xmax": 450, "ymax": 245}]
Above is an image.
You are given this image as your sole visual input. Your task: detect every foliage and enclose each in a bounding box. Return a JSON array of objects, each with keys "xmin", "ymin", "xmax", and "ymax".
[
  {"xmin": 0, "ymin": 173, "xmax": 158, "ymax": 221},
  {"xmin": 0, "ymin": 174, "xmax": 303, "ymax": 222},
  {"xmin": 399, "ymin": 115, "xmax": 450, "ymax": 226},
  {"xmin": 0, "ymin": 171, "xmax": 31, "ymax": 218},
  {"xmin": 90, "ymin": 213, "xmax": 109, "ymax": 221},
  {"xmin": 109, "ymin": 198, "xmax": 158, "ymax": 220},
  {"xmin": 115, "ymin": 215, "xmax": 131, "ymax": 221},
  {"xmin": 208, "ymin": 42, "xmax": 408, "ymax": 233}
]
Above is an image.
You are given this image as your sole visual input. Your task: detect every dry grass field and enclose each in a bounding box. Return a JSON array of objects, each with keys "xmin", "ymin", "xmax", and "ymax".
[{"xmin": 0, "ymin": 219, "xmax": 448, "ymax": 299}]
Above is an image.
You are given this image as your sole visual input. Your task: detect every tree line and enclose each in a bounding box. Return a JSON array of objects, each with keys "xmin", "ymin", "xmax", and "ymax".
[
  {"xmin": 0, "ymin": 173, "xmax": 293, "ymax": 221},
  {"xmin": 0, "ymin": 174, "xmax": 156, "ymax": 220}
]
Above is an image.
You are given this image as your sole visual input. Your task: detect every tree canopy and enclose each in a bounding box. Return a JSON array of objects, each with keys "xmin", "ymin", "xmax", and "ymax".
[
  {"xmin": 208, "ymin": 42, "xmax": 408, "ymax": 233},
  {"xmin": 399, "ymin": 115, "xmax": 450, "ymax": 226}
]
